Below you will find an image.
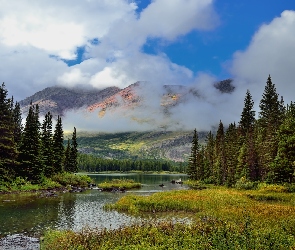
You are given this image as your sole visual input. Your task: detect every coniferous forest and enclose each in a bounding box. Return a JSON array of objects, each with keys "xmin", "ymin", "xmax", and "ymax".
[
  {"xmin": 188, "ymin": 75, "xmax": 295, "ymax": 186},
  {"xmin": 0, "ymin": 82, "xmax": 78, "ymax": 187}
]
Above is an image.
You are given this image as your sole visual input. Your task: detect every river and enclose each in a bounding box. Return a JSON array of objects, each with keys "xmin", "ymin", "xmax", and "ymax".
[{"xmin": 0, "ymin": 173, "xmax": 188, "ymax": 249}]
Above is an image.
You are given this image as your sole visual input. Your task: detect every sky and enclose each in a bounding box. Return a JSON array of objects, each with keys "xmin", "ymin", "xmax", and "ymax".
[{"xmin": 1, "ymin": 0, "xmax": 295, "ymax": 132}]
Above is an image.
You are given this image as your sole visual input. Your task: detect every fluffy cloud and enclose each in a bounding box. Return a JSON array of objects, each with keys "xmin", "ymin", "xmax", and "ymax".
[
  {"xmin": 0, "ymin": 0, "xmax": 218, "ymax": 101},
  {"xmin": 230, "ymin": 10, "xmax": 295, "ymax": 104}
]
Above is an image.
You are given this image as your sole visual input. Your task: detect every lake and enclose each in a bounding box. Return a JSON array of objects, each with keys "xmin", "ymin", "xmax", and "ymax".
[{"xmin": 0, "ymin": 173, "xmax": 188, "ymax": 249}]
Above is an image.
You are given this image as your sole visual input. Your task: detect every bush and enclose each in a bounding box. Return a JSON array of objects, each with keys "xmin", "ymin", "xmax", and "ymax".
[{"xmin": 235, "ymin": 177, "xmax": 257, "ymax": 190}]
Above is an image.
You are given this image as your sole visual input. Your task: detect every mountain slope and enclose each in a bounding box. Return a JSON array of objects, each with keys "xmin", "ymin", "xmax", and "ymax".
[{"xmin": 75, "ymin": 130, "xmax": 207, "ymax": 162}]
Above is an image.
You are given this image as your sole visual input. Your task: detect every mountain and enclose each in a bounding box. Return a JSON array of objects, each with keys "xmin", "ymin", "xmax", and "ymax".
[
  {"xmin": 19, "ymin": 79, "xmax": 234, "ymax": 118},
  {"xmin": 19, "ymin": 79, "xmax": 234, "ymax": 161},
  {"xmin": 19, "ymin": 85, "xmax": 121, "ymax": 117}
]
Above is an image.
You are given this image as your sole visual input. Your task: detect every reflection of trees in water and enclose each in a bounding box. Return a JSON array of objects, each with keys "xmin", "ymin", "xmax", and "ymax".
[
  {"xmin": 58, "ymin": 193, "xmax": 76, "ymax": 230},
  {"xmin": 0, "ymin": 193, "xmax": 60, "ymax": 237}
]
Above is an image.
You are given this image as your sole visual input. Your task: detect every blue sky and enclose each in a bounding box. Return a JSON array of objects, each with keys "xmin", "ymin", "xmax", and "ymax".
[
  {"xmin": 1, "ymin": 0, "xmax": 295, "ymax": 131},
  {"xmin": 65, "ymin": 0, "xmax": 295, "ymax": 80}
]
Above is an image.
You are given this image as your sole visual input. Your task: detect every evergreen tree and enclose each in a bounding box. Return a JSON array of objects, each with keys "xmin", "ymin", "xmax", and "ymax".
[
  {"xmin": 257, "ymin": 75, "xmax": 283, "ymax": 181},
  {"xmin": 224, "ymin": 123, "xmax": 239, "ymax": 186},
  {"xmin": 213, "ymin": 120, "xmax": 226, "ymax": 184},
  {"xmin": 13, "ymin": 101, "xmax": 23, "ymax": 148},
  {"xmin": 52, "ymin": 115, "xmax": 64, "ymax": 174},
  {"xmin": 41, "ymin": 112, "xmax": 54, "ymax": 177},
  {"xmin": 259, "ymin": 75, "xmax": 282, "ymax": 129},
  {"xmin": 239, "ymin": 89, "xmax": 256, "ymax": 136},
  {"xmin": 187, "ymin": 129, "xmax": 199, "ymax": 180},
  {"xmin": 0, "ymin": 83, "xmax": 18, "ymax": 182},
  {"xmin": 18, "ymin": 103, "xmax": 43, "ymax": 183},
  {"xmin": 66, "ymin": 127, "xmax": 78, "ymax": 173},
  {"xmin": 64, "ymin": 140, "xmax": 71, "ymax": 172},
  {"xmin": 271, "ymin": 103, "xmax": 295, "ymax": 183},
  {"xmin": 203, "ymin": 131, "xmax": 214, "ymax": 181}
]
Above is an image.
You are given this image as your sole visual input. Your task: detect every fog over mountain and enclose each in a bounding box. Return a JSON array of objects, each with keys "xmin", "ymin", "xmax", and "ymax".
[{"xmin": 20, "ymin": 79, "xmax": 236, "ymax": 133}]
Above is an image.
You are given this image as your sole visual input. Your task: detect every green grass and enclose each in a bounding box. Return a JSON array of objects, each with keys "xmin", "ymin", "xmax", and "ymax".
[
  {"xmin": 0, "ymin": 173, "xmax": 93, "ymax": 193},
  {"xmin": 97, "ymin": 178, "xmax": 141, "ymax": 190},
  {"xmin": 42, "ymin": 185, "xmax": 295, "ymax": 249}
]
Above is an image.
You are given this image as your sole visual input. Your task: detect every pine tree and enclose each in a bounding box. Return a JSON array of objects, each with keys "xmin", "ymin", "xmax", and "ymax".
[
  {"xmin": 259, "ymin": 75, "xmax": 283, "ymax": 129},
  {"xmin": 214, "ymin": 120, "xmax": 226, "ymax": 185},
  {"xmin": 66, "ymin": 127, "xmax": 78, "ymax": 173},
  {"xmin": 187, "ymin": 129, "xmax": 199, "ymax": 180},
  {"xmin": 271, "ymin": 103, "xmax": 295, "ymax": 183},
  {"xmin": 18, "ymin": 103, "xmax": 43, "ymax": 183},
  {"xmin": 52, "ymin": 115, "xmax": 64, "ymax": 174},
  {"xmin": 0, "ymin": 83, "xmax": 18, "ymax": 182},
  {"xmin": 203, "ymin": 131, "xmax": 215, "ymax": 182},
  {"xmin": 64, "ymin": 140, "xmax": 71, "ymax": 172},
  {"xmin": 13, "ymin": 101, "xmax": 23, "ymax": 148},
  {"xmin": 239, "ymin": 89, "xmax": 256, "ymax": 136},
  {"xmin": 41, "ymin": 112, "xmax": 54, "ymax": 177},
  {"xmin": 257, "ymin": 75, "xmax": 283, "ymax": 181}
]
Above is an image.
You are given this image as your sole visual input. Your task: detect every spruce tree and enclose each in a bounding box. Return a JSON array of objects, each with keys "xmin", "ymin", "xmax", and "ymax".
[
  {"xmin": 65, "ymin": 127, "xmax": 78, "ymax": 173},
  {"xmin": 239, "ymin": 89, "xmax": 256, "ymax": 136},
  {"xmin": 64, "ymin": 140, "xmax": 71, "ymax": 172},
  {"xmin": 257, "ymin": 75, "xmax": 282, "ymax": 181},
  {"xmin": 203, "ymin": 131, "xmax": 214, "ymax": 181},
  {"xmin": 13, "ymin": 101, "xmax": 23, "ymax": 148},
  {"xmin": 52, "ymin": 115, "xmax": 64, "ymax": 174},
  {"xmin": 41, "ymin": 112, "xmax": 54, "ymax": 177},
  {"xmin": 259, "ymin": 75, "xmax": 282, "ymax": 129},
  {"xmin": 214, "ymin": 120, "xmax": 226, "ymax": 185},
  {"xmin": 18, "ymin": 103, "xmax": 43, "ymax": 183},
  {"xmin": 0, "ymin": 83, "xmax": 18, "ymax": 182},
  {"xmin": 187, "ymin": 129, "xmax": 199, "ymax": 180}
]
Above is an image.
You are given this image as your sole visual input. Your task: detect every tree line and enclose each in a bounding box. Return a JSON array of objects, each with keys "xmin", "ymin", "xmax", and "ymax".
[
  {"xmin": 188, "ymin": 75, "xmax": 295, "ymax": 185},
  {"xmin": 0, "ymin": 83, "xmax": 78, "ymax": 184},
  {"xmin": 78, "ymin": 153, "xmax": 186, "ymax": 173}
]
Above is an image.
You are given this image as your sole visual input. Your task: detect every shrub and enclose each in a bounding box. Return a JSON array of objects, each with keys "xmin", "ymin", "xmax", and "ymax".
[{"xmin": 235, "ymin": 177, "xmax": 257, "ymax": 190}]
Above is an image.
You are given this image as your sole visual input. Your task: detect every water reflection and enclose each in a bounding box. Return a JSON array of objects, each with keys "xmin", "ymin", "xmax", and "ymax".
[{"xmin": 0, "ymin": 174, "xmax": 188, "ymax": 238}]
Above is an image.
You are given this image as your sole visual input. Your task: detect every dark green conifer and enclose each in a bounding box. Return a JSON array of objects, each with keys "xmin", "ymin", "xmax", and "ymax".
[
  {"xmin": 187, "ymin": 129, "xmax": 199, "ymax": 180},
  {"xmin": 0, "ymin": 83, "xmax": 18, "ymax": 182},
  {"xmin": 18, "ymin": 103, "xmax": 43, "ymax": 183},
  {"xmin": 41, "ymin": 112, "xmax": 54, "ymax": 177},
  {"xmin": 52, "ymin": 115, "xmax": 64, "ymax": 174},
  {"xmin": 239, "ymin": 89, "xmax": 256, "ymax": 136}
]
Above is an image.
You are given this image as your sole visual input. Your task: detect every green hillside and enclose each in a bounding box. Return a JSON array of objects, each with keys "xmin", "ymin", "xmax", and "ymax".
[{"xmin": 73, "ymin": 130, "xmax": 207, "ymax": 161}]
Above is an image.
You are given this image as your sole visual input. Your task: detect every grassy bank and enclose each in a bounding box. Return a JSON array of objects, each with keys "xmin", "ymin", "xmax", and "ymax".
[
  {"xmin": 0, "ymin": 172, "xmax": 93, "ymax": 193},
  {"xmin": 41, "ymin": 184, "xmax": 295, "ymax": 249},
  {"xmin": 97, "ymin": 178, "xmax": 141, "ymax": 190}
]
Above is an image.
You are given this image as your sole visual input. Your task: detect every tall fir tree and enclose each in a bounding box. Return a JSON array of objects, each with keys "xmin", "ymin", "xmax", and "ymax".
[
  {"xmin": 18, "ymin": 103, "xmax": 43, "ymax": 183},
  {"xmin": 239, "ymin": 89, "xmax": 256, "ymax": 136},
  {"xmin": 187, "ymin": 129, "xmax": 199, "ymax": 180},
  {"xmin": 64, "ymin": 139, "xmax": 71, "ymax": 173},
  {"xmin": 41, "ymin": 112, "xmax": 54, "ymax": 177},
  {"xmin": 271, "ymin": 103, "xmax": 295, "ymax": 183},
  {"xmin": 52, "ymin": 115, "xmax": 64, "ymax": 174},
  {"xmin": 257, "ymin": 75, "xmax": 282, "ymax": 181},
  {"xmin": 0, "ymin": 83, "xmax": 18, "ymax": 182},
  {"xmin": 213, "ymin": 120, "xmax": 226, "ymax": 185},
  {"xmin": 66, "ymin": 127, "xmax": 78, "ymax": 173},
  {"xmin": 203, "ymin": 131, "xmax": 215, "ymax": 181},
  {"xmin": 13, "ymin": 101, "xmax": 23, "ymax": 148}
]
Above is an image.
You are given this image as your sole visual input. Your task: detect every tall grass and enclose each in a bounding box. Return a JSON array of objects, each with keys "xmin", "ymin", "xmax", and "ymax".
[
  {"xmin": 97, "ymin": 178, "xmax": 141, "ymax": 190},
  {"xmin": 42, "ymin": 186, "xmax": 295, "ymax": 249}
]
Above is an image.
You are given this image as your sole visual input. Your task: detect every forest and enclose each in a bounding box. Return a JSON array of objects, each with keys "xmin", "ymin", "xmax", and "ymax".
[
  {"xmin": 0, "ymin": 83, "xmax": 78, "ymax": 188},
  {"xmin": 187, "ymin": 75, "xmax": 295, "ymax": 186},
  {"xmin": 78, "ymin": 153, "xmax": 186, "ymax": 172}
]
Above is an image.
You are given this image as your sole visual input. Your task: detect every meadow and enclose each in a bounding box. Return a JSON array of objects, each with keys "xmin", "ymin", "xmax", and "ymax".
[{"xmin": 41, "ymin": 183, "xmax": 295, "ymax": 249}]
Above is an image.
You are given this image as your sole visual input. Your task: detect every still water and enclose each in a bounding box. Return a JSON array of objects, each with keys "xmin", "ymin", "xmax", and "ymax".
[{"xmin": 0, "ymin": 174, "xmax": 188, "ymax": 240}]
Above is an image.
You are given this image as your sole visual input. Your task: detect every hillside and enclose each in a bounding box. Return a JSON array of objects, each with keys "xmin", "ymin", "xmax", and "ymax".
[{"xmin": 74, "ymin": 130, "xmax": 207, "ymax": 162}]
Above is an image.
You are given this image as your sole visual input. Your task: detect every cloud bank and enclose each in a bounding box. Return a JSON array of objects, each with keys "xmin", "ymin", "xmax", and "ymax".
[{"xmin": 1, "ymin": 1, "xmax": 295, "ymax": 132}]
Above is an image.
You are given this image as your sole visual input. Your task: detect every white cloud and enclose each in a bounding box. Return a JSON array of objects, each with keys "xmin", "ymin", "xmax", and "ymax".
[
  {"xmin": 230, "ymin": 10, "xmax": 295, "ymax": 104},
  {"xmin": 138, "ymin": 0, "xmax": 218, "ymax": 40}
]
